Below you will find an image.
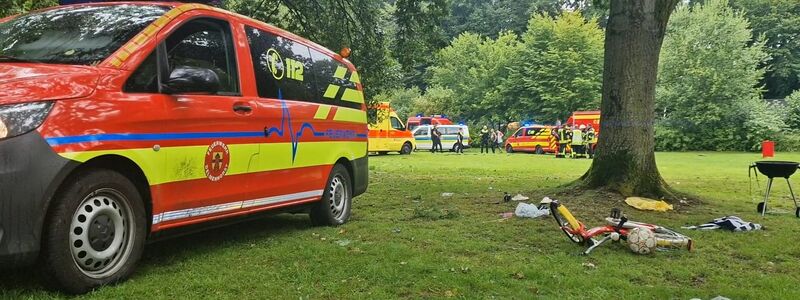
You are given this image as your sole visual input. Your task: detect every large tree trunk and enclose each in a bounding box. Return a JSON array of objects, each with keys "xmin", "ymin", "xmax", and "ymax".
[{"xmin": 580, "ymin": 0, "xmax": 680, "ymax": 198}]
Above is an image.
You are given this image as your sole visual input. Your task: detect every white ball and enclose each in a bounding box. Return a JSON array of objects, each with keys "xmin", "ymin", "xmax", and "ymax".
[{"xmin": 627, "ymin": 228, "xmax": 656, "ymax": 255}]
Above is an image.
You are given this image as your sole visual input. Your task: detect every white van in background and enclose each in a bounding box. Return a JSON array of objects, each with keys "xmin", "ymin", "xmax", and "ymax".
[{"xmin": 412, "ymin": 125, "xmax": 471, "ymax": 151}]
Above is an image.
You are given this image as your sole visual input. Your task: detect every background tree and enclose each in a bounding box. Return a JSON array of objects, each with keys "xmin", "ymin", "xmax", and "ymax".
[
  {"xmin": 443, "ymin": 0, "xmax": 562, "ymax": 39},
  {"xmin": 392, "ymin": 0, "xmax": 448, "ymax": 88},
  {"xmin": 503, "ymin": 11, "xmax": 604, "ymax": 123},
  {"xmin": 580, "ymin": 0, "xmax": 681, "ymax": 198},
  {"xmin": 428, "ymin": 31, "xmax": 521, "ymax": 124},
  {"xmin": 731, "ymin": 0, "xmax": 800, "ymax": 99},
  {"xmin": 655, "ymin": 0, "xmax": 776, "ymax": 151},
  {"xmin": 0, "ymin": 0, "xmax": 56, "ymax": 17}
]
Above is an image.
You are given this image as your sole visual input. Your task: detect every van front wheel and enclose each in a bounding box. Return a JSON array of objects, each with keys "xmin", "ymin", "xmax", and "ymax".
[
  {"xmin": 310, "ymin": 164, "xmax": 352, "ymax": 226},
  {"xmin": 40, "ymin": 169, "xmax": 146, "ymax": 294},
  {"xmin": 506, "ymin": 145, "xmax": 514, "ymax": 153},
  {"xmin": 399, "ymin": 142, "xmax": 412, "ymax": 155}
]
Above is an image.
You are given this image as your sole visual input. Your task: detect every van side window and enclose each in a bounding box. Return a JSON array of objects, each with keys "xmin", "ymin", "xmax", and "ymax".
[
  {"xmin": 246, "ymin": 26, "xmax": 313, "ymax": 101},
  {"xmin": 124, "ymin": 51, "xmax": 158, "ymax": 93},
  {"xmin": 165, "ymin": 18, "xmax": 239, "ymax": 95},
  {"xmin": 415, "ymin": 128, "xmax": 429, "ymax": 136},
  {"xmin": 308, "ymin": 48, "xmax": 361, "ymax": 110},
  {"xmin": 390, "ymin": 117, "xmax": 405, "ymax": 131}
]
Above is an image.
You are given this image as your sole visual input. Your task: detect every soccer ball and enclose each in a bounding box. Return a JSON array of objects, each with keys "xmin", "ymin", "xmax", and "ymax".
[{"xmin": 627, "ymin": 228, "xmax": 656, "ymax": 255}]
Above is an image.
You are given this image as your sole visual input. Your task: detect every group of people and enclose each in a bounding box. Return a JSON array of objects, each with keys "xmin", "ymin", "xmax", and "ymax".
[
  {"xmin": 554, "ymin": 124, "xmax": 596, "ymax": 158},
  {"xmin": 429, "ymin": 124, "xmax": 468, "ymax": 154},
  {"xmin": 479, "ymin": 126, "xmax": 504, "ymax": 154}
]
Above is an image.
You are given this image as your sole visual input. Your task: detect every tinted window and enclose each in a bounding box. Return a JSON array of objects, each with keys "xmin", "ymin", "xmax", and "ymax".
[
  {"xmin": 308, "ymin": 48, "xmax": 361, "ymax": 109},
  {"xmin": 415, "ymin": 127, "xmax": 429, "ymax": 136},
  {"xmin": 246, "ymin": 27, "xmax": 313, "ymax": 101},
  {"xmin": 166, "ymin": 18, "xmax": 239, "ymax": 94},
  {"xmin": 0, "ymin": 5, "xmax": 168, "ymax": 65},
  {"xmin": 124, "ymin": 50, "xmax": 157, "ymax": 93},
  {"xmin": 443, "ymin": 127, "xmax": 460, "ymax": 135}
]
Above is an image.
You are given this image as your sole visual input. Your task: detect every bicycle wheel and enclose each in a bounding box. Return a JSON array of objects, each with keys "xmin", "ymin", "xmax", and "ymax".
[
  {"xmin": 652, "ymin": 226, "xmax": 693, "ymax": 251},
  {"xmin": 551, "ymin": 208, "xmax": 584, "ymax": 244}
]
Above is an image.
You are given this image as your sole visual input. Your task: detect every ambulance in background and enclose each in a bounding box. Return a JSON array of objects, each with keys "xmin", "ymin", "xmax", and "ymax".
[
  {"xmin": 566, "ymin": 111, "xmax": 601, "ymax": 132},
  {"xmin": 407, "ymin": 114, "xmax": 453, "ymax": 131},
  {"xmin": 368, "ymin": 102, "xmax": 415, "ymax": 155}
]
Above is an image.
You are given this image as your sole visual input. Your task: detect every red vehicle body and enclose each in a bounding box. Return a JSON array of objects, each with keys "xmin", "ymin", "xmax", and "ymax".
[
  {"xmin": 406, "ymin": 115, "xmax": 453, "ymax": 131},
  {"xmin": 0, "ymin": 2, "xmax": 367, "ymax": 292},
  {"xmin": 565, "ymin": 110, "xmax": 601, "ymax": 132},
  {"xmin": 504, "ymin": 125, "xmax": 557, "ymax": 154}
]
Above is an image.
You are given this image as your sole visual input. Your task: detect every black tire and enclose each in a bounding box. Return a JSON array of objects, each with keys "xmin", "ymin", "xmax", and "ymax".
[
  {"xmin": 505, "ymin": 145, "xmax": 514, "ymax": 153},
  {"xmin": 39, "ymin": 169, "xmax": 146, "ymax": 294},
  {"xmin": 535, "ymin": 145, "xmax": 544, "ymax": 155},
  {"xmin": 378, "ymin": 151, "xmax": 388, "ymax": 155},
  {"xmin": 399, "ymin": 142, "xmax": 412, "ymax": 155},
  {"xmin": 551, "ymin": 206, "xmax": 584, "ymax": 244},
  {"xmin": 310, "ymin": 164, "xmax": 352, "ymax": 226}
]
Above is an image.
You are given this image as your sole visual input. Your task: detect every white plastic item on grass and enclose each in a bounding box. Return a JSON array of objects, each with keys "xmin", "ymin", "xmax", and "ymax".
[
  {"xmin": 511, "ymin": 194, "xmax": 529, "ymax": 201},
  {"xmin": 514, "ymin": 202, "xmax": 549, "ymax": 218}
]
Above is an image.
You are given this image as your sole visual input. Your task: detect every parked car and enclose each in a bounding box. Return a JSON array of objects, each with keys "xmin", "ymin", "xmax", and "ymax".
[
  {"xmin": 505, "ymin": 125, "xmax": 556, "ymax": 154},
  {"xmin": 0, "ymin": 2, "xmax": 368, "ymax": 293},
  {"xmin": 412, "ymin": 125, "xmax": 470, "ymax": 151}
]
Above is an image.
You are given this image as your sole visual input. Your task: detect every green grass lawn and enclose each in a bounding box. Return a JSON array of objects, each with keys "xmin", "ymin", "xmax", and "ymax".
[{"xmin": 3, "ymin": 151, "xmax": 800, "ymax": 299}]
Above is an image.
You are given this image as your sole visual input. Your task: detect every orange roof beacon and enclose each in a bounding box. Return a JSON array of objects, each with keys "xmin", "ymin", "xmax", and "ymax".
[
  {"xmin": 0, "ymin": 2, "xmax": 368, "ymax": 293},
  {"xmin": 368, "ymin": 102, "xmax": 415, "ymax": 155}
]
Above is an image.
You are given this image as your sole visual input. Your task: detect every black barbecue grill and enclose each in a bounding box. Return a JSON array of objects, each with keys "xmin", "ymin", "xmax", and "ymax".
[{"xmin": 750, "ymin": 161, "xmax": 800, "ymax": 217}]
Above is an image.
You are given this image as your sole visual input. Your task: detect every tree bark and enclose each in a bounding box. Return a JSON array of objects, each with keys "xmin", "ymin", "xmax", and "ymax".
[{"xmin": 580, "ymin": 0, "xmax": 680, "ymax": 198}]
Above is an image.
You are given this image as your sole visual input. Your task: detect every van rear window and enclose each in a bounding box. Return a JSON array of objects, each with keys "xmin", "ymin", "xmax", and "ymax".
[{"xmin": 0, "ymin": 5, "xmax": 168, "ymax": 65}]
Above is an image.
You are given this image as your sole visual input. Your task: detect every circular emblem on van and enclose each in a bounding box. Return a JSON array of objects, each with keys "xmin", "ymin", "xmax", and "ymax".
[
  {"xmin": 204, "ymin": 141, "xmax": 230, "ymax": 182},
  {"xmin": 266, "ymin": 48, "xmax": 285, "ymax": 80}
]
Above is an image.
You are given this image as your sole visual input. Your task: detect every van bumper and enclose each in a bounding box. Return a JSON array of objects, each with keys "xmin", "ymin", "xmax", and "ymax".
[
  {"xmin": 0, "ymin": 131, "xmax": 74, "ymax": 268},
  {"xmin": 351, "ymin": 156, "xmax": 368, "ymax": 197}
]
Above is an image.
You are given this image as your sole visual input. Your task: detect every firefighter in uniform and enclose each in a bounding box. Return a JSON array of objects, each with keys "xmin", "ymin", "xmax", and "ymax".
[
  {"xmin": 556, "ymin": 125, "xmax": 569, "ymax": 158},
  {"xmin": 586, "ymin": 126, "xmax": 596, "ymax": 158},
  {"xmin": 571, "ymin": 125, "xmax": 585, "ymax": 158}
]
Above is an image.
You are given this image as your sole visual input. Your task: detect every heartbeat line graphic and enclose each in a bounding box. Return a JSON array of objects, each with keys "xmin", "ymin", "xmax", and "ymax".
[{"xmin": 264, "ymin": 90, "xmax": 325, "ymax": 163}]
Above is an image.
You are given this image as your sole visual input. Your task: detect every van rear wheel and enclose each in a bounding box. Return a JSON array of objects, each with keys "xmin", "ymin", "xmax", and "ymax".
[
  {"xmin": 506, "ymin": 145, "xmax": 514, "ymax": 153},
  {"xmin": 310, "ymin": 164, "xmax": 352, "ymax": 226},
  {"xmin": 40, "ymin": 169, "xmax": 146, "ymax": 294},
  {"xmin": 535, "ymin": 145, "xmax": 544, "ymax": 155}
]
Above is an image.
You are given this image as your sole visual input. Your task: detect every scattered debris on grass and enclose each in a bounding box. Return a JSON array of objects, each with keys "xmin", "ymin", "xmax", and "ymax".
[
  {"xmin": 514, "ymin": 202, "xmax": 549, "ymax": 218},
  {"xmin": 581, "ymin": 262, "xmax": 596, "ymax": 269},
  {"xmin": 512, "ymin": 194, "xmax": 530, "ymax": 201},
  {"xmin": 511, "ymin": 272, "xmax": 525, "ymax": 280},
  {"xmin": 499, "ymin": 212, "xmax": 514, "ymax": 219},
  {"xmin": 441, "ymin": 192, "xmax": 454, "ymax": 197},
  {"xmin": 335, "ymin": 239, "xmax": 352, "ymax": 247},
  {"xmin": 392, "ymin": 228, "xmax": 401, "ymax": 233},
  {"xmin": 625, "ymin": 197, "xmax": 674, "ymax": 212}
]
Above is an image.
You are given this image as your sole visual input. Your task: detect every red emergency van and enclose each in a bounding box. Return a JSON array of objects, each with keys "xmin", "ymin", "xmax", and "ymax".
[
  {"xmin": 0, "ymin": 2, "xmax": 368, "ymax": 293},
  {"xmin": 406, "ymin": 115, "xmax": 453, "ymax": 131}
]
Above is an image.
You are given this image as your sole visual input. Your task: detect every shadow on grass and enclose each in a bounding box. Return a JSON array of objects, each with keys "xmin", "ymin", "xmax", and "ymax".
[{"xmin": 0, "ymin": 213, "xmax": 314, "ymax": 294}]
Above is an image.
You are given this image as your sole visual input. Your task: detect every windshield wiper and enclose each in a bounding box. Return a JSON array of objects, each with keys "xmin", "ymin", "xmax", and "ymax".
[{"xmin": 0, "ymin": 55, "xmax": 40, "ymax": 63}]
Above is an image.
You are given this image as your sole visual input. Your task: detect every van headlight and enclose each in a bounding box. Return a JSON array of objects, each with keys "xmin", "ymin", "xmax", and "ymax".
[{"xmin": 0, "ymin": 102, "xmax": 53, "ymax": 139}]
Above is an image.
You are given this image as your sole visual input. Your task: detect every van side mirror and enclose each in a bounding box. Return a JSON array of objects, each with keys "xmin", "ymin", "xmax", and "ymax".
[{"xmin": 162, "ymin": 66, "xmax": 220, "ymax": 95}]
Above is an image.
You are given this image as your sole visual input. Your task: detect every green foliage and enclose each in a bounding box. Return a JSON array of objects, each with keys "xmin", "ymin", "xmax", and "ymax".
[
  {"xmin": 503, "ymin": 11, "xmax": 604, "ymax": 122},
  {"xmin": 656, "ymin": 0, "xmax": 776, "ymax": 151},
  {"xmin": 731, "ymin": 0, "xmax": 800, "ymax": 99},
  {"xmin": 784, "ymin": 91, "xmax": 800, "ymax": 129},
  {"xmin": 443, "ymin": 0, "xmax": 561, "ymax": 39},
  {"xmin": 374, "ymin": 87, "xmax": 422, "ymax": 120},
  {"xmin": 428, "ymin": 31, "xmax": 521, "ymax": 123},
  {"xmin": 392, "ymin": 0, "xmax": 449, "ymax": 88},
  {"xmin": 0, "ymin": 0, "xmax": 56, "ymax": 18}
]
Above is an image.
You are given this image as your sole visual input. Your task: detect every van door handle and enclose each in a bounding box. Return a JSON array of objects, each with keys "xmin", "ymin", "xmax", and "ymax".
[{"xmin": 233, "ymin": 103, "xmax": 252, "ymax": 113}]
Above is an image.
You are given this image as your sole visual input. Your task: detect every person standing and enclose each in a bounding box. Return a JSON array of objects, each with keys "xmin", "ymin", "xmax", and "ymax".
[
  {"xmin": 455, "ymin": 128, "xmax": 465, "ymax": 154},
  {"xmin": 586, "ymin": 126, "xmax": 596, "ymax": 158},
  {"xmin": 480, "ymin": 125, "xmax": 490, "ymax": 154},
  {"xmin": 571, "ymin": 125, "xmax": 585, "ymax": 158},
  {"xmin": 494, "ymin": 128, "xmax": 504, "ymax": 153},
  {"xmin": 556, "ymin": 125, "xmax": 569, "ymax": 158},
  {"xmin": 431, "ymin": 125, "xmax": 443, "ymax": 153}
]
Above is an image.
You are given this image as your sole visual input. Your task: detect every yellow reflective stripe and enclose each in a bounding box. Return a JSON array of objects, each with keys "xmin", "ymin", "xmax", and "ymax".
[
  {"xmin": 334, "ymin": 66, "xmax": 348, "ymax": 79},
  {"xmin": 314, "ymin": 105, "xmax": 332, "ymax": 119},
  {"xmin": 58, "ymin": 142, "xmax": 366, "ymax": 185},
  {"xmin": 349, "ymin": 72, "xmax": 361, "ymax": 84},
  {"xmin": 324, "ymin": 85, "xmax": 340, "ymax": 99},
  {"xmin": 333, "ymin": 107, "xmax": 367, "ymax": 124},
  {"xmin": 341, "ymin": 88, "xmax": 364, "ymax": 104}
]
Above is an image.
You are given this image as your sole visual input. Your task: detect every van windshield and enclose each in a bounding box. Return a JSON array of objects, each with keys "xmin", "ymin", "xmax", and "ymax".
[{"xmin": 0, "ymin": 5, "xmax": 168, "ymax": 65}]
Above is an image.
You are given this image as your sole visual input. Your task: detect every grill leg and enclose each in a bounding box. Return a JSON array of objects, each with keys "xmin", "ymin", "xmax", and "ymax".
[
  {"xmin": 763, "ymin": 178, "xmax": 773, "ymax": 217},
  {"xmin": 787, "ymin": 178, "xmax": 799, "ymax": 209}
]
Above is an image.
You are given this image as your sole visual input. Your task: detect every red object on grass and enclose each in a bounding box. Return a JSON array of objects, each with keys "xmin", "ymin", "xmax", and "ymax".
[{"xmin": 762, "ymin": 140, "xmax": 775, "ymax": 158}]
